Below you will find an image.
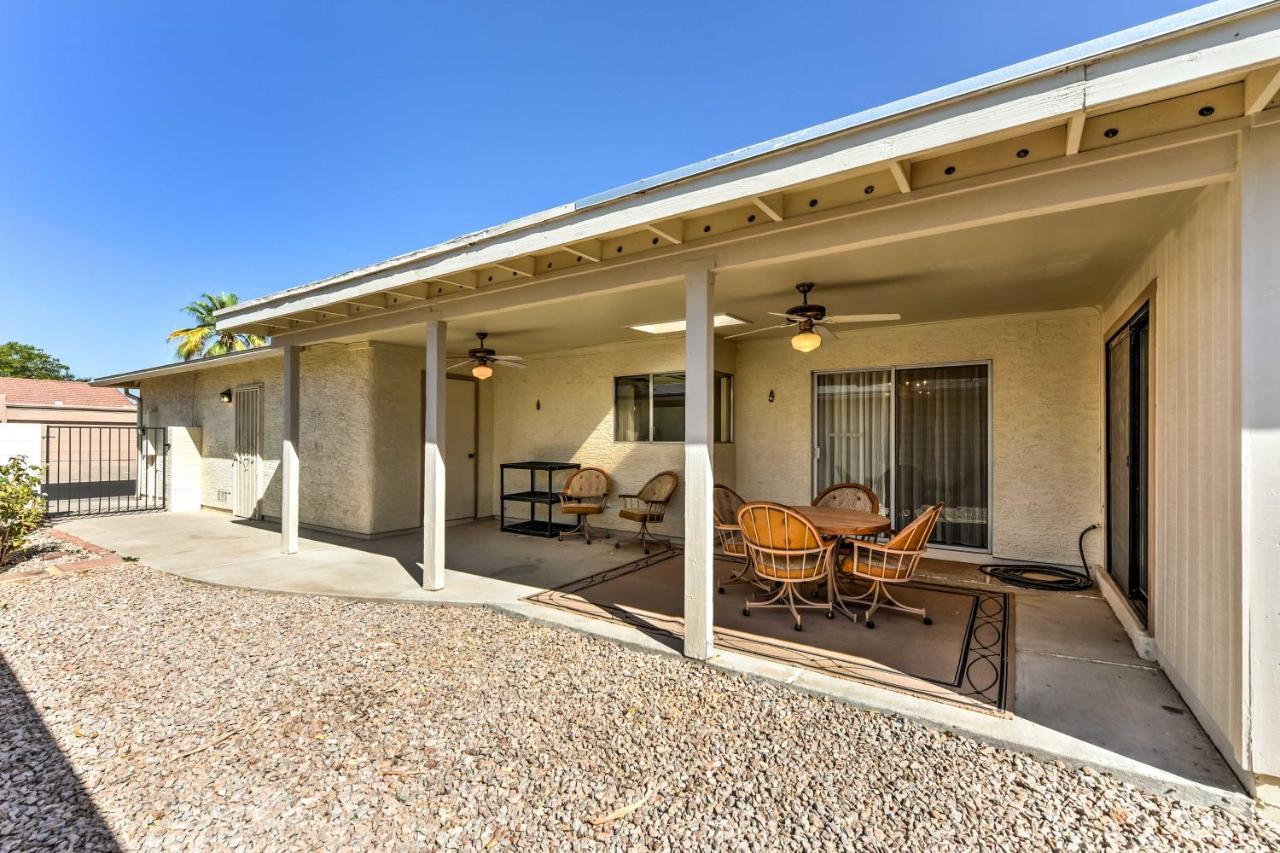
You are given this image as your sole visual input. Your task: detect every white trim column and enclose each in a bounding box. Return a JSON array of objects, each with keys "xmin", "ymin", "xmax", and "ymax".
[
  {"xmin": 683, "ymin": 265, "xmax": 716, "ymax": 660},
  {"xmin": 280, "ymin": 344, "xmax": 300, "ymax": 555},
  {"xmin": 1240, "ymin": 120, "xmax": 1280, "ymax": 807},
  {"xmin": 423, "ymin": 317, "xmax": 448, "ymax": 590}
]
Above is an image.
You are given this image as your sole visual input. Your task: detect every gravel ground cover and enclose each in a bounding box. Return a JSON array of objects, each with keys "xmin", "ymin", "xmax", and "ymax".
[
  {"xmin": 0, "ymin": 529, "xmax": 94, "ymax": 577},
  {"xmin": 0, "ymin": 562, "xmax": 1276, "ymax": 851}
]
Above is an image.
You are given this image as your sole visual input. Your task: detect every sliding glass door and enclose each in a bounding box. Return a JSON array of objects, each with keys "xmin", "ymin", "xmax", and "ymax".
[
  {"xmin": 814, "ymin": 370, "xmax": 893, "ymax": 504},
  {"xmin": 814, "ymin": 363, "xmax": 990, "ymax": 549}
]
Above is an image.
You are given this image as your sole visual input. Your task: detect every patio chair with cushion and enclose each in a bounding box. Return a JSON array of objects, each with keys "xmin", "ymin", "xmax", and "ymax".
[
  {"xmin": 737, "ymin": 502, "xmax": 837, "ymax": 631},
  {"xmin": 556, "ymin": 467, "xmax": 611, "ymax": 544},
  {"xmin": 614, "ymin": 471, "xmax": 679, "ymax": 554},
  {"xmin": 813, "ymin": 482, "xmax": 882, "ymax": 552},
  {"xmin": 834, "ymin": 503, "xmax": 943, "ymax": 628},
  {"xmin": 813, "ymin": 481, "xmax": 879, "ymax": 513},
  {"xmin": 713, "ymin": 484, "xmax": 763, "ymax": 593}
]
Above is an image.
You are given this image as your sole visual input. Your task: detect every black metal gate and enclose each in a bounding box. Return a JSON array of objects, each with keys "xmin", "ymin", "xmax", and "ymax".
[{"xmin": 41, "ymin": 425, "xmax": 168, "ymax": 517}]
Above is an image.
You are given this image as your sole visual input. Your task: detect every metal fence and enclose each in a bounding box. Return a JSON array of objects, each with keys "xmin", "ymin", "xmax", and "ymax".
[{"xmin": 41, "ymin": 425, "xmax": 168, "ymax": 517}]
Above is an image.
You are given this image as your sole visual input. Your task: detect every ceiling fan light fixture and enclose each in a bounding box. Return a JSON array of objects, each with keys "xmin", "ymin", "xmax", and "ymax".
[
  {"xmin": 791, "ymin": 329, "xmax": 822, "ymax": 353},
  {"xmin": 471, "ymin": 363, "xmax": 494, "ymax": 380}
]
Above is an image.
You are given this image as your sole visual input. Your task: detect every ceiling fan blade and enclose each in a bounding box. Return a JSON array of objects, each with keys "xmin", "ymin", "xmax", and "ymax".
[
  {"xmin": 495, "ymin": 359, "xmax": 527, "ymax": 369},
  {"xmin": 766, "ymin": 311, "xmax": 800, "ymax": 319},
  {"xmin": 447, "ymin": 361, "xmax": 473, "ymax": 371},
  {"xmin": 724, "ymin": 323, "xmax": 791, "ymax": 340},
  {"xmin": 490, "ymin": 354, "xmax": 524, "ymax": 361},
  {"xmin": 823, "ymin": 313, "xmax": 902, "ymax": 324},
  {"xmin": 815, "ymin": 324, "xmax": 839, "ymax": 343}
]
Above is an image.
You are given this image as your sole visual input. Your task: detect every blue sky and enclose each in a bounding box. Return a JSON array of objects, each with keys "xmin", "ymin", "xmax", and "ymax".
[{"xmin": 0, "ymin": 0, "xmax": 1197, "ymax": 378}]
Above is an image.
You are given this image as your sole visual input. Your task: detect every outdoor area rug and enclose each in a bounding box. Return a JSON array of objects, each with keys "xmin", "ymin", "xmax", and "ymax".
[{"xmin": 527, "ymin": 551, "xmax": 1013, "ymax": 713}]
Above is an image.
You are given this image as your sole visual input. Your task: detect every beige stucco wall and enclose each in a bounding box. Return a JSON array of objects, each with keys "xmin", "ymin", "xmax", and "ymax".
[
  {"xmin": 139, "ymin": 344, "xmax": 381, "ymax": 536},
  {"xmin": 734, "ymin": 309, "xmax": 1103, "ymax": 566},
  {"xmin": 1098, "ymin": 183, "xmax": 1245, "ymax": 776},
  {"xmin": 488, "ymin": 337, "xmax": 737, "ymax": 537}
]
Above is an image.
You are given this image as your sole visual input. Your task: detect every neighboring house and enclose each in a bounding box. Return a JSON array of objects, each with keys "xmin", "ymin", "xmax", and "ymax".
[
  {"xmin": 92, "ymin": 2, "xmax": 1280, "ymax": 811},
  {"xmin": 0, "ymin": 377, "xmax": 136, "ymax": 425}
]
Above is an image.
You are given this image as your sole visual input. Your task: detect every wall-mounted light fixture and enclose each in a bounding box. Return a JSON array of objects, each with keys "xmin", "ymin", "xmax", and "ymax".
[{"xmin": 218, "ymin": 389, "xmax": 233, "ymax": 403}]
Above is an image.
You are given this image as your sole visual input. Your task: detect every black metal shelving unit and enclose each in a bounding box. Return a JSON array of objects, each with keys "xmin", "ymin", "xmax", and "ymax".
[{"xmin": 500, "ymin": 461, "xmax": 580, "ymax": 537}]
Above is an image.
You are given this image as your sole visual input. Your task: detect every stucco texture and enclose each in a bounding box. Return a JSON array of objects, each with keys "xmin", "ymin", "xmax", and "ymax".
[
  {"xmin": 488, "ymin": 338, "xmax": 737, "ymax": 538},
  {"xmin": 139, "ymin": 344, "xmax": 381, "ymax": 536},
  {"xmin": 733, "ymin": 309, "xmax": 1103, "ymax": 566}
]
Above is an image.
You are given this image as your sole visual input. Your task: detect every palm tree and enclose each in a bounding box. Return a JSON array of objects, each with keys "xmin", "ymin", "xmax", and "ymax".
[{"xmin": 167, "ymin": 292, "xmax": 267, "ymax": 361}]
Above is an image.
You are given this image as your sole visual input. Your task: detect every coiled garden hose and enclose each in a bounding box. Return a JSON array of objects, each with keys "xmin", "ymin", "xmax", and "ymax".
[{"xmin": 978, "ymin": 524, "xmax": 1098, "ymax": 591}]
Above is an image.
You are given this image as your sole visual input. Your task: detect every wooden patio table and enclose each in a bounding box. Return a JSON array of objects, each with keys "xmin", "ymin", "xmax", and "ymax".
[
  {"xmin": 791, "ymin": 506, "xmax": 891, "ymax": 539},
  {"xmin": 789, "ymin": 507, "xmax": 891, "ymax": 610}
]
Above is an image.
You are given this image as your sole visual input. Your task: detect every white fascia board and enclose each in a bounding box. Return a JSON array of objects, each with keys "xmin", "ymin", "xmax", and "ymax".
[
  {"xmin": 215, "ymin": 0, "xmax": 1280, "ymax": 332},
  {"xmin": 89, "ymin": 348, "xmax": 280, "ymax": 387}
]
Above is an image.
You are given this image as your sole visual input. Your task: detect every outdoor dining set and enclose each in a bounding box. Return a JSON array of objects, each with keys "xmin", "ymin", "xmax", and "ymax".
[{"xmin": 552, "ymin": 466, "xmax": 944, "ymax": 633}]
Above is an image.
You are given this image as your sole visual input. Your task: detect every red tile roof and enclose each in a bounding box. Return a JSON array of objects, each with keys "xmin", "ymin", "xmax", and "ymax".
[{"xmin": 0, "ymin": 378, "xmax": 136, "ymax": 409}]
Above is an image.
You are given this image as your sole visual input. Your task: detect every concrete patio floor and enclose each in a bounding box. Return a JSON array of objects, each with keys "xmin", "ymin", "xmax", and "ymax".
[{"xmin": 60, "ymin": 510, "xmax": 1248, "ymax": 812}]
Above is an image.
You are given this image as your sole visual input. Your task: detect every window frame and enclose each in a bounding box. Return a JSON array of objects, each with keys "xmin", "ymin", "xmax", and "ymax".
[{"xmin": 613, "ymin": 371, "xmax": 734, "ymax": 444}]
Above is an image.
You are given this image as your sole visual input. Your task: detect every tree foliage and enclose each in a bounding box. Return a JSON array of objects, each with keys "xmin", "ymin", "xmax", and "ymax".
[
  {"xmin": 0, "ymin": 456, "xmax": 44, "ymax": 567},
  {"xmin": 167, "ymin": 292, "xmax": 267, "ymax": 361},
  {"xmin": 0, "ymin": 341, "xmax": 75, "ymax": 380}
]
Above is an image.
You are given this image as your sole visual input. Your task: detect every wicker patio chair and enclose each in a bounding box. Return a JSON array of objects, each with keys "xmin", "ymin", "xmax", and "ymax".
[
  {"xmin": 614, "ymin": 471, "xmax": 679, "ymax": 554},
  {"xmin": 714, "ymin": 484, "xmax": 765, "ymax": 593},
  {"xmin": 556, "ymin": 467, "xmax": 611, "ymax": 544},
  {"xmin": 737, "ymin": 502, "xmax": 837, "ymax": 631},
  {"xmin": 834, "ymin": 503, "xmax": 943, "ymax": 628}
]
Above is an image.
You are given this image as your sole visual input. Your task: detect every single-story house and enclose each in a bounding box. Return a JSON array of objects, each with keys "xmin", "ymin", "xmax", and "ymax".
[
  {"xmin": 92, "ymin": 1, "xmax": 1280, "ymax": 811},
  {"xmin": 0, "ymin": 377, "xmax": 136, "ymax": 425}
]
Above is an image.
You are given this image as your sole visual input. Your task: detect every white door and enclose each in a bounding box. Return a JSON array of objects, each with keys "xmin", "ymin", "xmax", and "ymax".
[
  {"xmin": 445, "ymin": 378, "xmax": 477, "ymax": 520},
  {"xmin": 233, "ymin": 385, "xmax": 263, "ymax": 518}
]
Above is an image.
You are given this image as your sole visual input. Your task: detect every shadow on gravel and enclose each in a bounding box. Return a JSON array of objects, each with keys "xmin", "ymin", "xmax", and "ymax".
[{"xmin": 0, "ymin": 652, "xmax": 119, "ymax": 851}]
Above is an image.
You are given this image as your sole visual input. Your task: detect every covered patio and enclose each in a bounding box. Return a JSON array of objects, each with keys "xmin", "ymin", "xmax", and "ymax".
[
  {"xmin": 60, "ymin": 510, "xmax": 1243, "ymax": 805},
  {"xmin": 85, "ymin": 9, "xmax": 1280, "ymax": 812}
]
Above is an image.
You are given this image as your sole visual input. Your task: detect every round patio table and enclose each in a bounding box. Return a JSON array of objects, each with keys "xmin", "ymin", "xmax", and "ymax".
[{"xmin": 791, "ymin": 506, "xmax": 890, "ymax": 538}]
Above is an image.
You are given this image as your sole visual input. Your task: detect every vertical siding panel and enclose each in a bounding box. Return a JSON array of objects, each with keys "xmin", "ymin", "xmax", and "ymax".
[{"xmin": 1100, "ymin": 183, "xmax": 1243, "ymax": 763}]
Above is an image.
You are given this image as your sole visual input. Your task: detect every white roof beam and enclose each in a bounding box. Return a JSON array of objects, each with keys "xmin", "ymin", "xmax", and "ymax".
[
  {"xmin": 345, "ymin": 295, "xmax": 387, "ymax": 310},
  {"xmin": 1065, "ymin": 112, "xmax": 1086, "ymax": 154},
  {"xmin": 750, "ymin": 195, "xmax": 785, "ymax": 222},
  {"xmin": 429, "ymin": 271, "xmax": 478, "ymax": 290},
  {"xmin": 888, "ymin": 161, "xmax": 913, "ymax": 193},
  {"xmin": 560, "ymin": 240, "xmax": 602, "ymax": 262},
  {"xmin": 492, "ymin": 257, "xmax": 536, "ymax": 278},
  {"xmin": 646, "ymin": 218, "xmax": 685, "ymax": 245},
  {"xmin": 1245, "ymin": 64, "xmax": 1280, "ymax": 114}
]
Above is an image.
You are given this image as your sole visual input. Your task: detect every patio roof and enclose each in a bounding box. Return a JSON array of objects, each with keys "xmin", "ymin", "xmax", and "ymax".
[{"xmin": 211, "ymin": 0, "xmax": 1280, "ymax": 338}]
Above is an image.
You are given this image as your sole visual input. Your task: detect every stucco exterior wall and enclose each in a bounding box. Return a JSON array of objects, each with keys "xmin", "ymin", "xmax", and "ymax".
[
  {"xmin": 138, "ymin": 344, "xmax": 380, "ymax": 536},
  {"xmin": 369, "ymin": 344, "xmax": 425, "ymax": 534},
  {"xmin": 488, "ymin": 338, "xmax": 737, "ymax": 537},
  {"xmin": 734, "ymin": 309, "xmax": 1102, "ymax": 566},
  {"xmin": 1098, "ymin": 183, "xmax": 1245, "ymax": 776}
]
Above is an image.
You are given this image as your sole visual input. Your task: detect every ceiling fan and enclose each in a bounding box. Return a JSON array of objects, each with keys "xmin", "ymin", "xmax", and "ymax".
[
  {"xmin": 725, "ymin": 282, "xmax": 901, "ymax": 352},
  {"xmin": 448, "ymin": 332, "xmax": 526, "ymax": 380}
]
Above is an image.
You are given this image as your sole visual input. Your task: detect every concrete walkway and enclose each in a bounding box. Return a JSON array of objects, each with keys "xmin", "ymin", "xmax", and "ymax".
[{"xmin": 61, "ymin": 510, "xmax": 1250, "ymax": 814}]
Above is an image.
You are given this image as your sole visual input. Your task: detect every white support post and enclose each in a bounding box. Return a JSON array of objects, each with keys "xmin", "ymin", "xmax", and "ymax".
[
  {"xmin": 280, "ymin": 344, "xmax": 300, "ymax": 555},
  {"xmin": 1240, "ymin": 122, "xmax": 1280, "ymax": 809},
  {"xmin": 423, "ymin": 317, "xmax": 448, "ymax": 590},
  {"xmin": 683, "ymin": 265, "xmax": 716, "ymax": 660}
]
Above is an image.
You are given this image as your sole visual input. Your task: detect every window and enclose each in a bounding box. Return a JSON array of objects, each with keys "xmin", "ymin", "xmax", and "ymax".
[
  {"xmin": 614, "ymin": 372, "xmax": 733, "ymax": 443},
  {"xmin": 814, "ymin": 362, "xmax": 990, "ymax": 549}
]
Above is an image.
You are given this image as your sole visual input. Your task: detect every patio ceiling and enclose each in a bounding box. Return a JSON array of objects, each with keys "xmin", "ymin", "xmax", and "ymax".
[{"xmin": 336, "ymin": 188, "xmax": 1195, "ymax": 356}]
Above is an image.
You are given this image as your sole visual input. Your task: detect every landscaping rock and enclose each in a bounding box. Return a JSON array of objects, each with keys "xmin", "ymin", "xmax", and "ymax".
[{"xmin": 0, "ymin": 563, "xmax": 1276, "ymax": 850}]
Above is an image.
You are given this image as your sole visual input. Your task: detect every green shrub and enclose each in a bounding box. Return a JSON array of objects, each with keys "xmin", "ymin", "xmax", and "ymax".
[{"xmin": 0, "ymin": 455, "xmax": 45, "ymax": 567}]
